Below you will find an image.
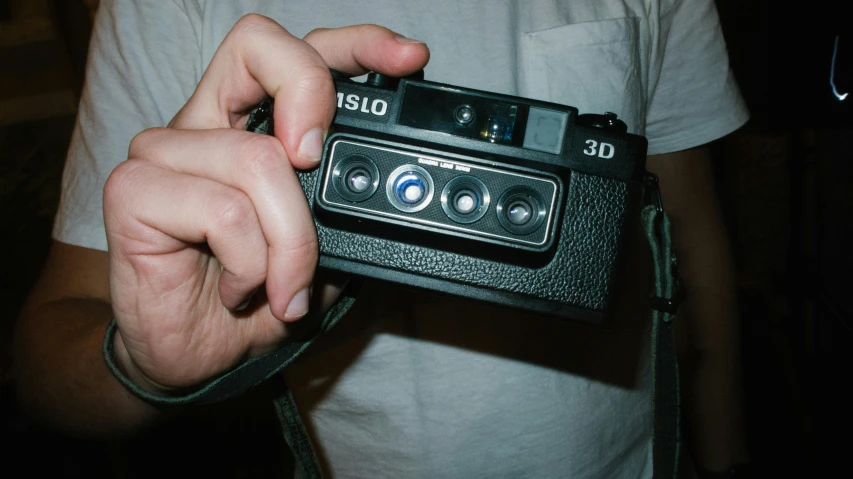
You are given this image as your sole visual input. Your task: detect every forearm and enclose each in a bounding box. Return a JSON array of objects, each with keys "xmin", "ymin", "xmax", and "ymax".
[
  {"xmin": 14, "ymin": 297, "xmax": 167, "ymax": 438},
  {"xmin": 671, "ymin": 217, "xmax": 749, "ymax": 471},
  {"xmin": 647, "ymin": 147, "xmax": 749, "ymax": 472}
]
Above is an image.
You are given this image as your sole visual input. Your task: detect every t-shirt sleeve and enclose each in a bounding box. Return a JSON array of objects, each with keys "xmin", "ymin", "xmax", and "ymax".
[
  {"xmin": 53, "ymin": 0, "xmax": 202, "ymax": 251},
  {"xmin": 644, "ymin": 0, "xmax": 749, "ymax": 155}
]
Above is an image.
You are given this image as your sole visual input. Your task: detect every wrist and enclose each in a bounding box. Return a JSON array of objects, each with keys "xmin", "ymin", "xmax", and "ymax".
[{"xmin": 112, "ymin": 329, "xmax": 176, "ymax": 396}]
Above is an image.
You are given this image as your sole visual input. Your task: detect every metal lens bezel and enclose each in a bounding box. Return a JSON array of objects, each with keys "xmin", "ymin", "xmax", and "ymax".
[
  {"xmin": 453, "ymin": 104, "xmax": 476, "ymax": 125},
  {"xmin": 331, "ymin": 155, "xmax": 380, "ymax": 202},
  {"xmin": 386, "ymin": 164, "xmax": 435, "ymax": 213},
  {"xmin": 440, "ymin": 175, "xmax": 490, "ymax": 224},
  {"xmin": 495, "ymin": 187, "xmax": 547, "ymax": 235}
]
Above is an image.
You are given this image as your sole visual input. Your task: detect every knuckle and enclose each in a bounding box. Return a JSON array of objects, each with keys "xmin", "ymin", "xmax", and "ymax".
[
  {"xmin": 278, "ymin": 231, "xmax": 319, "ymax": 266},
  {"xmin": 291, "ymin": 62, "xmax": 335, "ymax": 97},
  {"xmin": 104, "ymin": 159, "xmax": 147, "ymax": 206},
  {"xmin": 210, "ymin": 190, "xmax": 255, "ymax": 231},
  {"xmin": 303, "ymin": 27, "xmax": 329, "ymax": 43},
  {"xmin": 127, "ymin": 128, "xmax": 166, "ymax": 159},
  {"xmin": 236, "ymin": 135, "xmax": 288, "ymax": 178},
  {"xmin": 231, "ymin": 14, "xmax": 289, "ymax": 47},
  {"xmin": 233, "ymin": 13, "xmax": 277, "ymax": 35},
  {"xmin": 353, "ymin": 23, "xmax": 384, "ymax": 36}
]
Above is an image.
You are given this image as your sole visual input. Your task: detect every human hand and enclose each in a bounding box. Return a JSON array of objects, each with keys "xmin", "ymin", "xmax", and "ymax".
[{"xmin": 102, "ymin": 15, "xmax": 429, "ymax": 394}]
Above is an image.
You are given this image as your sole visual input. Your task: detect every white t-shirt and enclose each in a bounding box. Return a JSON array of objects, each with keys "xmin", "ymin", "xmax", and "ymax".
[{"xmin": 54, "ymin": 1, "xmax": 748, "ymax": 478}]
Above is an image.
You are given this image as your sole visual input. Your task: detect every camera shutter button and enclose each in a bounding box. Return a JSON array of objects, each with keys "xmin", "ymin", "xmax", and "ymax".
[
  {"xmin": 577, "ymin": 112, "xmax": 628, "ymax": 133},
  {"xmin": 366, "ymin": 72, "xmax": 396, "ymax": 89}
]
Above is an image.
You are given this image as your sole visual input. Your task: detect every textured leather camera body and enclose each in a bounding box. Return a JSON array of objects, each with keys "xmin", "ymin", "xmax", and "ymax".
[{"xmin": 246, "ymin": 72, "xmax": 648, "ymax": 324}]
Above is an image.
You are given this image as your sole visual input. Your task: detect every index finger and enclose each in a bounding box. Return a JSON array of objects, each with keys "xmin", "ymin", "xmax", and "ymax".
[{"xmin": 172, "ymin": 15, "xmax": 430, "ymax": 170}]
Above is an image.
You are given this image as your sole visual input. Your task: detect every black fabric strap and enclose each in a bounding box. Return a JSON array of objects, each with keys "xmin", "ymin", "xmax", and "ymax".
[
  {"xmin": 272, "ymin": 380, "xmax": 323, "ymax": 479},
  {"xmin": 644, "ymin": 173, "xmax": 682, "ymax": 479}
]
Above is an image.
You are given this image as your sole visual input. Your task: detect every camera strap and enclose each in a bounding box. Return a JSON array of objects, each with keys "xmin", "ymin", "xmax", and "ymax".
[{"xmin": 643, "ymin": 173, "xmax": 682, "ymax": 479}]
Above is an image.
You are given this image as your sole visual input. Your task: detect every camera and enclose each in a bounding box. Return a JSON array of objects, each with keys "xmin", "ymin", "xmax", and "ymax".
[{"xmin": 246, "ymin": 71, "xmax": 649, "ymax": 324}]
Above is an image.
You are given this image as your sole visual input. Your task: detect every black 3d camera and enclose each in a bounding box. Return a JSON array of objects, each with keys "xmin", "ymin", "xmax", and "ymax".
[{"xmin": 246, "ymin": 71, "xmax": 649, "ymax": 325}]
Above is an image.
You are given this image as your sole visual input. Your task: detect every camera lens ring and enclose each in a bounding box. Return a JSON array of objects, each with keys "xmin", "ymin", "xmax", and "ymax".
[
  {"xmin": 331, "ymin": 155, "xmax": 381, "ymax": 202},
  {"xmin": 453, "ymin": 104, "xmax": 476, "ymax": 125},
  {"xmin": 495, "ymin": 187, "xmax": 547, "ymax": 235},
  {"xmin": 440, "ymin": 175, "xmax": 490, "ymax": 224},
  {"xmin": 386, "ymin": 164, "xmax": 435, "ymax": 213}
]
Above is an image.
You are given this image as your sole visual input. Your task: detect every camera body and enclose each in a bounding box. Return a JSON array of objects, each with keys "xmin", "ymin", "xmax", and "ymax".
[{"xmin": 247, "ymin": 72, "xmax": 649, "ymax": 325}]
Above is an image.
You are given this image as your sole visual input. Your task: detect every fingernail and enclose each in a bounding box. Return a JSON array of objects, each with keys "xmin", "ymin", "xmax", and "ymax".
[
  {"xmin": 297, "ymin": 128, "xmax": 324, "ymax": 163},
  {"xmin": 395, "ymin": 35, "xmax": 425, "ymax": 45},
  {"xmin": 285, "ymin": 288, "xmax": 310, "ymax": 319}
]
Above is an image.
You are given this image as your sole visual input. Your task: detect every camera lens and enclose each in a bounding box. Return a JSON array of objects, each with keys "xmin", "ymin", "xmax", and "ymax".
[
  {"xmin": 396, "ymin": 174, "xmax": 427, "ymax": 204},
  {"xmin": 346, "ymin": 168, "xmax": 372, "ymax": 193},
  {"xmin": 453, "ymin": 105, "xmax": 476, "ymax": 125},
  {"xmin": 496, "ymin": 187, "xmax": 547, "ymax": 235},
  {"xmin": 331, "ymin": 155, "xmax": 380, "ymax": 202},
  {"xmin": 454, "ymin": 191, "xmax": 477, "ymax": 213},
  {"xmin": 441, "ymin": 175, "xmax": 490, "ymax": 224},
  {"xmin": 506, "ymin": 200, "xmax": 532, "ymax": 225},
  {"xmin": 386, "ymin": 165, "xmax": 434, "ymax": 213}
]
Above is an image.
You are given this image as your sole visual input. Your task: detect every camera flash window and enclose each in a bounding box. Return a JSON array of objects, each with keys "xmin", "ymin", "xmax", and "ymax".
[{"xmin": 523, "ymin": 107, "xmax": 569, "ymax": 154}]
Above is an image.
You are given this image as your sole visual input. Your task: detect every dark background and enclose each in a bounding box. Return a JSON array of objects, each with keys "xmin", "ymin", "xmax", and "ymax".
[{"xmin": 1, "ymin": 0, "xmax": 849, "ymax": 477}]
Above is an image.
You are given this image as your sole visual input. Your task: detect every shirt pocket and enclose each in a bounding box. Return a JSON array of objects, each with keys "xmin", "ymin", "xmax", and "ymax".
[{"xmin": 520, "ymin": 17, "xmax": 645, "ymax": 136}]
